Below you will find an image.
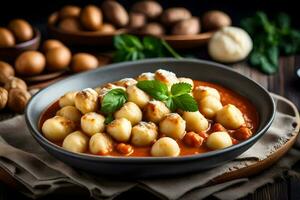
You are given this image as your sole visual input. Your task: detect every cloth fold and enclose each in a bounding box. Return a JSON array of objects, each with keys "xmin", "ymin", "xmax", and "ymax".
[{"xmin": 0, "ymin": 94, "xmax": 299, "ymax": 200}]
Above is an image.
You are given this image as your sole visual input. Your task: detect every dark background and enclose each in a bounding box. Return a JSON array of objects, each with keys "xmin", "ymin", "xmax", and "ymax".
[{"xmin": 0, "ymin": 0, "xmax": 300, "ymax": 38}]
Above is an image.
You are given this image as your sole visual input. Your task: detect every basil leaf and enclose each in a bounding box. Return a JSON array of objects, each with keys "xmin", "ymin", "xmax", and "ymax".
[
  {"xmin": 104, "ymin": 114, "xmax": 114, "ymax": 124},
  {"xmin": 171, "ymin": 83, "xmax": 192, "ymax": 96},
  {"xmin": 173, "ymin": 94, "xmax": 198, "ymax": 112},
  {"xmin": 164, "ymin": 97, "xmax": 176, "ymax": 112},
  {"xmin": 100, "ymin": 89, "xmax": 127, "ymax": 114},
  {"xmin": 137, "ymin": 80, "xmax": 169, "ymax": 101}
]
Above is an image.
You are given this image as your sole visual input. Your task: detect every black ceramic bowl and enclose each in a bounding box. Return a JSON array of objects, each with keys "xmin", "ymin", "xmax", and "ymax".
[{"xmin": 25, "ymin": 58, "xmax": 275, "ymax": 178}]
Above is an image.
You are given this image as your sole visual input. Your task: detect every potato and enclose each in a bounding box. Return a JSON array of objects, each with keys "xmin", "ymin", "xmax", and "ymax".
[
  {"xmin": 215, "ymin": 104, "xmax": 245, "ymax": 129},
  {"xmin": 8, "ymin": 19, "xmax": 33, "ymax": 42},
  {"xmin": 42, "ymin": 116, "xmax": 75, "ymax": 142},
  {"xmin": 80, "ymin": 112, "xmax": 105, "ymax": 136},
  {"xmin": 74, "ymin": 88, "xmax": 98, "ymax": 114},
  {"xmin": 58, "ymin": 18, "xmax": 82, "ymax": 32},
  {"xmin": 161, "ymin": 7, "xmax": 191, "ymax": 26},
  {"xmin": 59, "ymin": 5, "xmax": 81, "ymax": 19},
  {"xmin": 172, "ymin": 17, "xmax": 200, "ymax": 35},
  {"xmin": 114, "ymin": 102, "xmax": 142, "ymax": 125},
  {"xmin": 80, "ymin": 5, "xmax": 102, "ymax": 31},
  {"xmin": 151, "ymin": 137, "xmax": 180, "ymax": 157},
  {"xmin": 46, "ymin": 47, "xmax": 71, "ymax": 71},
  {"xmin": 194, "ymin": 86, "xmax": 220, "ymax": 101},
  {"xmin": 136, "ymin": 72, "xmax": 155, "ymax": 81},
  {"xmin": 114, "ymin": 78, "xmax": 137, "ymax": 88},
  {"xmin": 71, "ymin": 53, "xmax": 98, "ymax": 73},
  {"xmin": 0, "ymin": 61, "xmax": 15, "ymax": 84},
  {"xmin": 89, "ymin": 133, "xmax": 113, "ymax": 155},
  {"xmin": 15, "ymin": 51, "xmax": 46, "ymax": 76},
  {"xmin": 128, "ymin": 12, "xmax": 146, "ymax": 29},
  {"xmin": 155, "ymin": 69, "xmax": 179, "ymax": 87},
  {"xmin": 56, "ymin": 106, "xmax": 82, "ymax": 122},
  {"xmin": 144, "ymin": 100, "xmax": 170, "ymax": 123},
  {"xmin": 59, "ymin": 91, "xmax": 77, "ymax": 107},
  {"xmin": 101, "ymin": 0, "xmax": 129, "ymax": 27},
  {"xmin": 202, "ymin": 10, "xmax": 231, "ymax": 31},
  {"xmin": 107, "ymin": 118, "xmax": 132, "ymax": 142},
  {"xmin": 199, "ymin": 95, "xmax": 222, "ymax": 118},
  {"xmin": 126, "ymin": 85, "xmax": 150, "ymax": 109},
  {"xmin": 206, "ymin": 131, "xmax": 232, "ymax": 150},
  {"xmin": 131, "ymin": 1, "xmax": 163, "ymax": 19},
  {"xmin": 182, "ymin": 111, "xmax": 208, "ymax": 132},
  {"xmin": 62, "ymin": 131, "xmax": 88, "ymax": 153},
  {"xmin": 42, "ymin": 39, "xmax": 65, "ymax": 53},
  {"xmin": 178, "ymin": 77, "xmax": 194, "ymax": 89},
  {"xmin": 137, "ymin": 23, "xmax": 165, "ymax": 36},
  {"xmin": 98, "ymin": 23, "xmax": 116, "ymax": 33},
  {"xmin": 131, "ymin": 121, "xmax": 158, "ymax": 146},
  {"xmin": 0, "ymin": 27, "xmax": 15, "ymax": 47},
  {"xmin": 159, "ymin": 113, "xmax": 186, "ymax": 139}
]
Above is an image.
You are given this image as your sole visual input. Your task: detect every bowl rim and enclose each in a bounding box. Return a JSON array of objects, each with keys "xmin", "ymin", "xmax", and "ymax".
[{"xmin": 25, "ymin": 58, "xmax": 276, "ymax": 163}]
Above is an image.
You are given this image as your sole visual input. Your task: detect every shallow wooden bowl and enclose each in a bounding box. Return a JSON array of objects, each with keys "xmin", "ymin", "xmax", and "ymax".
[
  {"xmin": 0, "ymin": 28, "xmax": 41, "ymax": 62},
  {"xmin": 47, "ymin": 12, "xmax": 126, "ymax": 47}
]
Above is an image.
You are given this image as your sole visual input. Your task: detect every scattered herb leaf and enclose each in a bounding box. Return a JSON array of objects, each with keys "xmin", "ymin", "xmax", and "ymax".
[
  {"xmin": 241, "ymin": 12, "xmax": 300, "ymax": 74},
  {"xmin": 136, "ymin": 80, "xmax": 169, "ymax": 101},
  {"xmin": 171, "ymin": 83, "xmax": 192, "ymax": 96},
  {"xmin": 113, "ymin": 34, "xmax": 182, "ymax": 62}
]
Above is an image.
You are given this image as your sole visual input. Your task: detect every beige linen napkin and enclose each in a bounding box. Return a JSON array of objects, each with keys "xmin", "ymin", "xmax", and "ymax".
[{"xmin": 0, "ymin": 93, "xmax": 299, "ymax": 200}]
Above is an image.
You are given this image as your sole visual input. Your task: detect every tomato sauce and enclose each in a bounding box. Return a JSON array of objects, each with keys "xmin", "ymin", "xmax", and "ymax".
[{"xmin": 39, "ymin": 80, "xmax": 259, "ymax": 157}]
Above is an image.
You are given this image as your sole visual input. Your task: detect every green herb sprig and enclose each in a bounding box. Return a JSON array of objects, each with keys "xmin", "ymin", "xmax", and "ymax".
[
  {"xmin": 137, "ymin": 80, "xmax": 198, "ymax": 112},
  {"xmin": 113, "ymin": 34, "xmax": 182, "ymax": 62},
  {"xmin": 100, "ymin": 88, "xmax": 128, "ymax": 124},
  {"xmin": 241, "ymin": 12, "xmax": 300, "ymax": 74}
]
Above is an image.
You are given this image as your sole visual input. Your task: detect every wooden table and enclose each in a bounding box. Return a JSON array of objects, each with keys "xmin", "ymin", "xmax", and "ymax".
[{"xmin": 0, "ymin": 54, "xmax": 300, "ymax": 200}]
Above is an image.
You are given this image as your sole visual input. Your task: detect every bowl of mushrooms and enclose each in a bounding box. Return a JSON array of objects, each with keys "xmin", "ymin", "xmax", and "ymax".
[{"xmin": 25, "ymin": 58, "xmax": 275, "ymax": 178}]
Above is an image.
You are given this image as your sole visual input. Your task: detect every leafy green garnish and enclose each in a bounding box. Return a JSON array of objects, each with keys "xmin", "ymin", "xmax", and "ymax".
[
  {"xmin": 137, "ymin": 80, "xmax": 198, "ymax": 112},
  {"xmin": 113, "ymin": 34, "xmax": 181, "ymax": 62},
  {"xmin": 100, "ymin": 89, "xmax": 128, "ymax": 123},
  {"xmin": 137, "ymin": 80, "xmax": 169, "ymax": 101},
  {"xmin": 241, "ymin": 12, "xmax": 300, "ymax": 74}
]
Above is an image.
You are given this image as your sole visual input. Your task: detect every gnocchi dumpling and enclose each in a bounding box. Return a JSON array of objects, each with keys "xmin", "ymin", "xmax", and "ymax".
[
  {"xmin": 127, "ymin": 85, "xmax": 150, "ymax": 109},
  {"xmin": 144, "ymin": 100, "xmax": 170, "ymax": 123},
  {"xmin": 159, "ymin": 113, "xmax": 186, "ymax": 139},
  {"xmin": 56, "ymin": 106, "xmax": 82, "ymax": 122},
  {"xmin": 114, "ymin": 78, "xmax": 137, "ymax": 88},
  {"xmin": 151, "ymin": 137, "xmax": 180, "ymax": 157},
  {"xmin": 59, "ymin": 91, "xmax": 77, "ymax": 107},
  {"xmin": 114, "ymin": 102, "xmax": 142, "ymax": 125},
  {"xmin": 193, "ymin": 86, "xmax": 220, "ymax": 101},
  {"xmin": 81, "ymin": 112, "xmax": 105, "ymax": 136},
  {"xmin": 136, "ymin": 72, "xmax": 155, "ymax": 81},
  {"xmin": 178, "ymin": 77, "xmax": 194, "ymax": 89},
  {"xmin": 107, "ymin": 118, "xmax": 132, "ymax": 142},
  {"xmin": 206, "ymin": 131, "xmax": 233, "ymax": 150},
  {"xmin": 42, "ymin": 116, "xmax": 75, "ymax": 142},
  {"xmin": 199, "ymin": 95, "xmax": 222, "ymax": 118},
  {"xmin": 215, "ymin": 104, "xmax": 245, "ymax": 129},
  {"xmin": 74, "ymin": 88, "xmax": 98, "ymax": 114},
  {"xmin": 155, "ymin": 69, "xmax": 179, "ymax": 87},
  {"xmin": 89, "ymin": 133, "xmax": 113, "ymax": 155},
  {"xmin": 182, "ymin": 111, "xmax": 209, "ymax": 132},
  {"xmin": 62, "ymin": 131, "xmax": 89, "ymax": 153},
  {"xmin": 131, "ymin": 122, "xmax": 158, "ymax": 146}
]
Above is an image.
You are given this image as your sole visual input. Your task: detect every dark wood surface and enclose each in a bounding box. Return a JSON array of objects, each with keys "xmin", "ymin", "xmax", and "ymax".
[{"xmin": 0, "ymin": 54, "xmax": 300, "ymax": 199}]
